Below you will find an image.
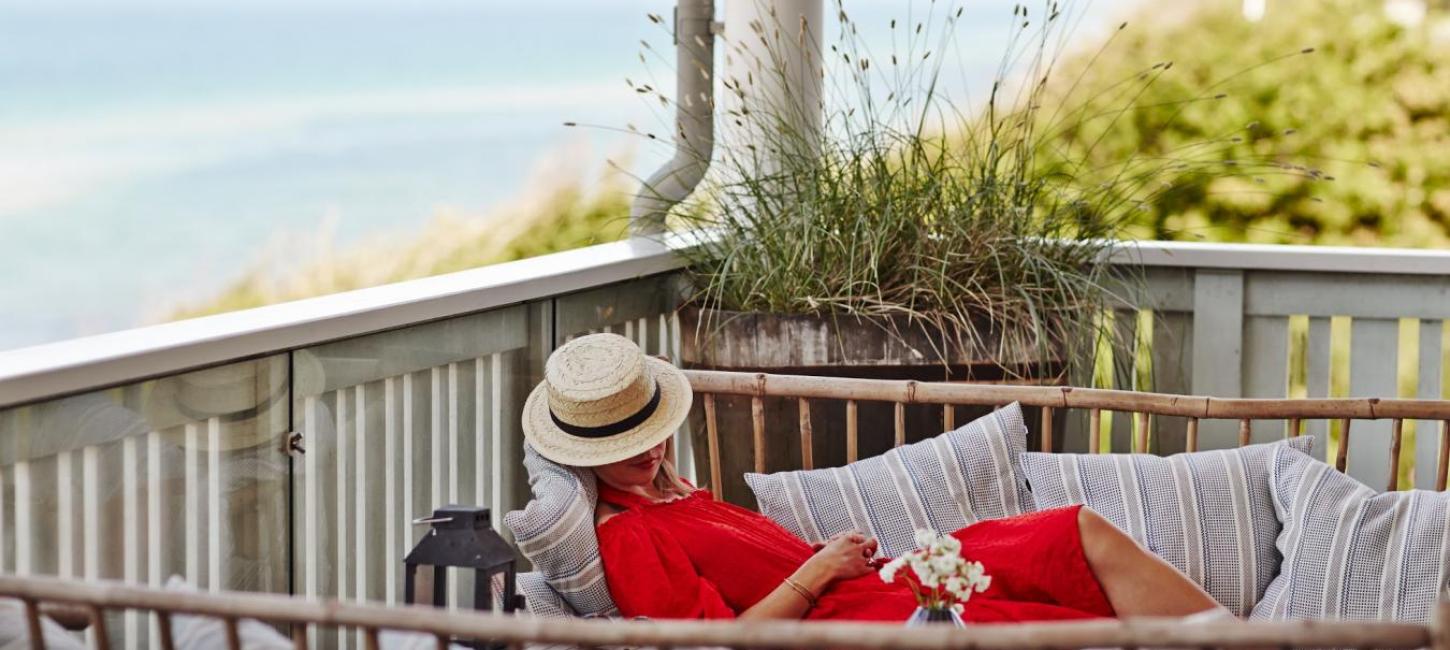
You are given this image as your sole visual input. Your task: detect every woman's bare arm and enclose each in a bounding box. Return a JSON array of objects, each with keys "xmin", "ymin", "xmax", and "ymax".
[{"xmin": 738, "ymin": 534, "xmax": 877, "ymax": 621}]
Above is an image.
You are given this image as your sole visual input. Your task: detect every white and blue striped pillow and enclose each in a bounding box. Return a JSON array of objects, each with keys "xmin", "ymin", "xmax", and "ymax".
[
  {"xmin": 485, "ymin": 571, "xmax": 577, "ymax": 619},
  {"xmin": 1252, "ymin": 445, "xmax": 1450, "ymax": 622},
  {"xmin": 744, "ymin": 403, "xmax": 1033, "ymax": 559},
  {"xmin": 502, "ymin": 444, "xmax": 618, "ymax": 617},
  {"xmin": 1022, "ymin": 437, "xmax": 1314, "ymax": 617}
]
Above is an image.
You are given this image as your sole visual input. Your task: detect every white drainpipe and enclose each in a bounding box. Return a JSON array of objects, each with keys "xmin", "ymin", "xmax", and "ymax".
[
  {"xmin": 631, "ymin": 0, "xmax": 825, "ymax": 233},
  {"xmin": 630, "ymin": 0, "xmax": 718, "ymax": 235}
]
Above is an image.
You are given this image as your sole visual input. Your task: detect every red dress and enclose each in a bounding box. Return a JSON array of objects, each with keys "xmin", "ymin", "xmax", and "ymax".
[{"xmin": 596, "ymin": 484, "xmax": 1115, "ymax": 623}]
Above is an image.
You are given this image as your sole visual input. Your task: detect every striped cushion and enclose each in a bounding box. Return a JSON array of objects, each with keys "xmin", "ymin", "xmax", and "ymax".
[
  {"xmin": 1251, "ymin": 445, "xmax": 1450, "ymax": 622},
  {"xmin": 490, "ymin": 574, "xmax": 574, "ymax": 620},
  {"xmin": 744, "ymin": 403, "xmax": 1033, "ymax": 559},
  {"xmin": 502, "ymin": 444, "xmax": 619, "ymax": 617},
  {"xmin": 1021, "ymin": 437, "xmax": 1315, "ymax": 617}
]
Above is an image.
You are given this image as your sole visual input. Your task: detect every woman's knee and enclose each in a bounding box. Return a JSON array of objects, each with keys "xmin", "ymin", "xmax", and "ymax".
[{"xmin": 1077, "ymin": 507, "xmax": 1138, "ymax": 564}]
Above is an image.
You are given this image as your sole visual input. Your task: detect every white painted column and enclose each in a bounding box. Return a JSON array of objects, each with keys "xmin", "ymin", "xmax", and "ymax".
[{"xmin": 720, "ymin": 0, "xmax": 824, "ymax": 174}]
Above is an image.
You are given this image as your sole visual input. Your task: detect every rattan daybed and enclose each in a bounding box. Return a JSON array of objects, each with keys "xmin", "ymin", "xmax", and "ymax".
[{"xmin": 2, "ymin": 370, "xmax": 1447, "ymax": 650}]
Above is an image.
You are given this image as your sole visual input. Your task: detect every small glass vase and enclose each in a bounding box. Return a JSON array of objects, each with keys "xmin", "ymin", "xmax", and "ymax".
[{"xmin": 905, "ymin": 605, "xmax": 965, "ymax": 627}]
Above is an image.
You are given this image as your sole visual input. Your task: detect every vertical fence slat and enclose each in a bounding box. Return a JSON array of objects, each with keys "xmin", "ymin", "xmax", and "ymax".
[
  {"xmin": 1041, "ymin": 407, "xmax": 1055, "ymax": 453},
  {"xmin": 1390, "ymin": 418, "xmax": 1405, "ymax": 492},
  {"xmin": 1415, "ymin": 319, "xmax": 1445, "ymax": 489},
  {"xmin": 943, "ymin": 404, "xmax": 955, "ymax": 432},
  {"xmin": 14, "ymin": 461, "xmax": 30, "ymax": 576},
  {"xmin": 0, "ymin": 467, "xmax": 6, "ymax": 574},
  {"xmin": 668, "ymin": 312, "xmax": 698, "ymax": 484},
  {"xmin": 445, "ymin": 363, "xmax": 460, "ymax": 612},
  {"xmin": 207, "ymin": 417, "xmax": 222, "ymax": 592},
  {"xmin": 1350, "ymin": 317, "xmax": 1399, "ymax": 490},
  {"xmin": 337, "ymin": 390, "xmax": 351, "ymax": 617},
  {"xmin": 1243, "ymin": 315, "xmax": 1289, "ymax": 445},
  {"xmin": 303, "ymin": 397, "xmax": 319, "ymax": 605},
  {"xmin": 490, "ymin": 354, "xmax": 505, "ymax": 531},
  {"xmin": 475, "ymin": 362, "xmax": 487, "ymax": 515},
  {"xmin": 123, "ymin": 437, "xmax": 140, "ymax": 650},
  {"xmin": 1191, "ymin": 270, "xmax": 1245, "ymax": 450},
  {"xmin": 1238, "ymin": 419, "xmax": 1252, "ymax": 448},
  {"xmin": 1288, "ymin": 418, "xmax": 1302, "ymax": 438},
  {"xmin": 148, "ymin": 431, "xmax": 162, "ymax": 645},
  {"xmin": 704, "ymin": 395, "xmax": 722, "ymax": 498},
  {"xmin": 83, "ymin": 444, "xmax": 101, "ymax": 650},
  {"xmin": 185, "ymin": 423, "xmax": 199, "ymax": 583},
  {"xmin": 447, "ymin": 363, "xmax": 460, "ymax": 508},
  {"xmin": 894, "ymin": 402, "xmax": 906, "ymax": 448},
  {"xmin": 403, "ymin": 373, "xmax": 415, "ymax": 590},
  {"xmin": 385, "ymin": 378, "xmax": 398, "ymax": 605},
  {"xmin": 751, "ymin": 397, "xmax": 766, "ymax": 474},
  {"xmin": 1187, "ymin": 418, "xmax": 1200, "ymax": 452},
  {"xmin": 846, "ymin": 400, "xmax": 859, "ymax": 463},
  {"xmin": 429, "ymin": 367, "xmax": 444, "ymax": 527},
  {"xmin": 1303, "ymin": 316, "xmax": 1333, "ymax": 448},
  {"xmin": 355, "ymin": 385, "xmax": 368, "ymax": 609},
  {"xmin": 83, "ymin": 446, "xmax": 100, "ymax": 584},
  {"xmin": 1088, "ymin": 409, "xmax": 1102, "ymax": 454},
  {"xmin": 798, "ymin": 398, "xmax": 813, "ymax": 471},
  {"xmin": 58, "ymin": 451, "xmax": 73, "ymax": 578}
]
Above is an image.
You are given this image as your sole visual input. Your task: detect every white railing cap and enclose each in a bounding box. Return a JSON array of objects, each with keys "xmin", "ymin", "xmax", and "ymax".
[
  {"xmin": 0, "ymin": 237, "xmax": 686, "ymax": 409},
  {"xmin": 1115, "ymin": 240, "xmax": 1450, "ymax": 275},
  {"xmin": 3, "ymin": 235, "xmax": 1444, "ymax": 409}
]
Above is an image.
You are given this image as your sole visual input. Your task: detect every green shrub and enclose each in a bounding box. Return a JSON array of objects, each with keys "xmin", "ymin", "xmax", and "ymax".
[
  {"xmin": 1045, "ymin": 0, "xmax": 1450, "ymax": 246},
  {"xmin": 168, "ymin": 171, "xmax": 630, "ymax": 319}
]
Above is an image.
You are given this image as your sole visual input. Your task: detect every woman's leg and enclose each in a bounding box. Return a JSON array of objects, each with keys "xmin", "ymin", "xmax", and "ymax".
[{"xmin": 1077, "ymin": 507, "xmax": 1228, "ymax": 618}]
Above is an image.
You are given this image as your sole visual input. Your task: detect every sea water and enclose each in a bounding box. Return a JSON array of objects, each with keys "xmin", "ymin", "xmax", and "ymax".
[{"xmin": 0, "ymin": 0, "xmax": 1128, "ymax": 351}]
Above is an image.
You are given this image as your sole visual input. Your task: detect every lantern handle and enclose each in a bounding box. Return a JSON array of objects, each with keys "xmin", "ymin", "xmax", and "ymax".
[{"xmin": 411, "ymin": 516, "xmax": 454, "ymax": 525}]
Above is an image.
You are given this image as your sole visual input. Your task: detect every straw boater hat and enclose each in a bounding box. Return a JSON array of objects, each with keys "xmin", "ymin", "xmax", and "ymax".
[{"xmin": 523, "ymin": 333, "xmax": 693, "ymax": 467}]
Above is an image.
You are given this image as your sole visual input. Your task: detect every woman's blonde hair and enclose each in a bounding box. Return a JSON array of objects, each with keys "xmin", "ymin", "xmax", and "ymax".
[{"xmin": 652, "ymin": 437, "xmax": 694, "ymax": 497}]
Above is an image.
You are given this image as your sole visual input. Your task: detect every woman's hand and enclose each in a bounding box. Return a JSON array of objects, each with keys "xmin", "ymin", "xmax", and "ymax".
[
  {"xmin": 741, "ymin": 531, "xmax": 879, "ymax": 621},
  {"xmin": 795, "ymin": 531, "xmax": 879, "ymax": 594}
]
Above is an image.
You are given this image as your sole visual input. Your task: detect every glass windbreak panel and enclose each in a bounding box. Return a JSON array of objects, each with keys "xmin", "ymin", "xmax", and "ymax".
[
  {"xmin": 553, "ymin": 273, "xmax": 692, "ymax": 479},
  {"xmin": 0, "ymin": 355, "xmax": 289, "ymax": 647},
  {"xmin": 291, "ymin": 303, "xmax": 537, "ymax": 648},
  {"xmin": 554, "ymin": 273, "xmax": 683, "ymax": 352}
]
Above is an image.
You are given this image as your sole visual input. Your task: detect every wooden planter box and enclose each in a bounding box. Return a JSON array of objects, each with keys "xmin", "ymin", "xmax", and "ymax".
[{"xmin": 678, "ymin": 306, "xmax": 1060, "ymax": 507}]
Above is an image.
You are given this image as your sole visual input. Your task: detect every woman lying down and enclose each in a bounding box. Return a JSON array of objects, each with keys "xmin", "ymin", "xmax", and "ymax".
[{"xmin": 523, "ymin": 333, "xmax": 1229, "ymax": 624}]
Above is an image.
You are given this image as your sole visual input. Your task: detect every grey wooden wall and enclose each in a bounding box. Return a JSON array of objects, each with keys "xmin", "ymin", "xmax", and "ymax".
[{"xmin": 1086, "ymin": 243, "xmax": 1450, "ymax": 492}]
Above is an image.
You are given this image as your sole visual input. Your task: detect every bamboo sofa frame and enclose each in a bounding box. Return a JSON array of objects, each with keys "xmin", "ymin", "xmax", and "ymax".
[{"xmin": 2, "ymin": 370, "xmax": 1450, "ymax": 650}]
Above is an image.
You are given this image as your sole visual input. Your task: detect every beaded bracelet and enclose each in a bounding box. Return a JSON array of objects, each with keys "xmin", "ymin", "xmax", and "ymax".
[{"xmin": 782, "ymin": 577, "xmax": 818, "ymax": 609}]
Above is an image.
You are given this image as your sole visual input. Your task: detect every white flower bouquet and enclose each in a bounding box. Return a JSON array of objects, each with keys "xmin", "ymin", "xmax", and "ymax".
[{"xmin": 878, "ymin": 529, "xmax": 992, "ymax": 616}]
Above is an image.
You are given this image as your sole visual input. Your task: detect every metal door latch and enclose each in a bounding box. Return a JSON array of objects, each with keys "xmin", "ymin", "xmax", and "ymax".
[{"xmin": 282, "ymin": 431, "xmax": 305, "ymax": 456}]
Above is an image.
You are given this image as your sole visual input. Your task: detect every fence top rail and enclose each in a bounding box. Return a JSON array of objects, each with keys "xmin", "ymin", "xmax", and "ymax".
[
  {"xmin": 1, "ymin": 237, "xmax": 1442, "ymax": 411},
  {"xmin": 684, "ymin": 370, "xmax": 1450, "ymax": 420},
  {"xmin": 0, "ymin": 238, "xmax": 685, "ymax": 409},
  {"xmin": 1113, "ymin": 239, "xmax": 1450, "ymax": 276},
  {"xmin": 0, "ymin": 575, "xmax": 1430, "ymax": 650}
]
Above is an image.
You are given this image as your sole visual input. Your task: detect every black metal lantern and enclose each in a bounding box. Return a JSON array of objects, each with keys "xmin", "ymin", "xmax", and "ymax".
[{"xmin": 404, "ymin": 505, "xmax": 521, "ymax": 646}]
